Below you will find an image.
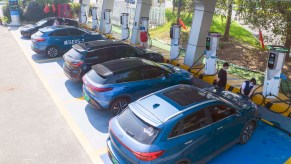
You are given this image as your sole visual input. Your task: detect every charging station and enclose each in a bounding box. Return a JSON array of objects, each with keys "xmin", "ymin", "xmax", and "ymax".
[
  {"xmin": 204, "ymin": 32, "xmax": 221, "ymax": 75},
  {"xmin": 91, "ymin": 6, "xmax": 99, "ymax": 30},
  {"xmin": 170, "ymin": 24, "xmax": 181, "ymax": 60},
  {"xmin": 120, "ymin": 13, "xmax": 130, "ymax": 40},
  {"xmin": 103, "ymin": 9, "xmax": 112, "ymax": 34},
  {"xmin": 263, "ymin": 45, "xmax": 289, "ymax": 98}
]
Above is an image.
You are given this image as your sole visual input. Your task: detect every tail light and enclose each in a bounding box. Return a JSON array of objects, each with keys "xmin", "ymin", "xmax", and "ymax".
[
  {"xmin": 110, "ymin": 130, "xmax": 164, "ymax": 161},
  {"xmin": 82, "ymin": 76, "xmax": 112, "ymax": 92},
  {"xmin": 71, "ymin": 61, "xmax": 83, "ymax": 67},
  {"xmin": 133, "ymin": 150, "xmax": 164, "ymax": 161},
  {"xmin": 33, "ymin": 37, "xmax": 45, "ymax": 42}
]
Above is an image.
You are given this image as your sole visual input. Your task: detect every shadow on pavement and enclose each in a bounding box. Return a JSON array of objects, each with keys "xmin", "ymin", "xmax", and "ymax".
[
  {"xmin": 85, "ymin": 104, "xmax": 112, "ymax": 133},
  {"xmin": 65, "ymin": 80, "xmax": 83, "ymax": 98}
]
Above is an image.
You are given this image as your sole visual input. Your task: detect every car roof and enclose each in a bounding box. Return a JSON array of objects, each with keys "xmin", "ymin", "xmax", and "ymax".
[
  {"xmin": 91, "ymin": 57, "xmax": 153, "ymax": 77},
  {"xmin": 76, "ymin": 40, "xmax": 126, "ymax": 51},
  {"xmin": 131, "ymin": 85, "xmax": 215, "ymax": 125},
  {"xmin": 39, "ymin": 25, "xmax": 76, "ymax": 32}
]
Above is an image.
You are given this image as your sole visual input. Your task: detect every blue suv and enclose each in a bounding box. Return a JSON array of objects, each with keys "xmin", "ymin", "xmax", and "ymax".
[
  {"xmin": 31, "ymin": 25, "xmax": 106, "ymax": 57},
  {"xmin": 107, "ymin": 85, "xmax": 258, "ymax": 163},
  {"xmin": 82, "ymin": 58, "xmax": 193, "ymax": 115}
]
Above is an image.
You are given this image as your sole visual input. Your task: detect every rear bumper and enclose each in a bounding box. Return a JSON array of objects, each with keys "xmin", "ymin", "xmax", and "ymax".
[
  {"xmin": 107, "ymin": 137, "xmax": 122, "ymax": 164},
  {"xmin": 83, "ymin": 88, "xmax": 109, "ymax": 109},
  {"xmin": 63, "ymin": 63, "xmax": 82, "ymax": 81},
  {"xmin": 31, "ymin": 44, "xmax": 47, "ymax": 55}
]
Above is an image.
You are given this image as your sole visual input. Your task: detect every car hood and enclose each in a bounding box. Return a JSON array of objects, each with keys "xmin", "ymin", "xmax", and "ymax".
[{"xmin": 20, "ymin": 24, "xmax": 35, "ymax": 31}]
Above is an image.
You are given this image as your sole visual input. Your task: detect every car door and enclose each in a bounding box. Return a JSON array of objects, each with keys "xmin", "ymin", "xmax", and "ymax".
[
  {"xmin": 141, "ymin": 66, "xmax": 171, "ymax": 94},
  {"xmin": 49, "ymin": 29, "xmax": 71, "ymax": 51},
  {"xmin": 172, "ymin": 108, "xmax": 215, "ymax": 162},
  {"xmin": 114, "ymin": 69, "xmax": 148, "ymax": 100},
  {"xmin": 207, "ymin": 104, "xmax": 243, "ymax": 150}
]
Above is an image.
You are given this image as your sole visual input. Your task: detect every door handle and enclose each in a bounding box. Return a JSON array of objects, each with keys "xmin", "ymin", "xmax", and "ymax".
[
  {"xmin": 217, "ymin": 126, "xmax": 224, "ymax": 130},
  {"xmin": 55, "ymin": 39, "xmax": 60, "ymax": 41},
  {"xmin": 148, "ymin": 84, "xmax": 153, "ymax": 86},
  {"xmin": 184, "ymin": 140, "xmax": 193, "ymax": 145}
]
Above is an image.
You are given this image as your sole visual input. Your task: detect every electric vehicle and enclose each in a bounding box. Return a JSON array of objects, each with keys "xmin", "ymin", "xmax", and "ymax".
[
  {"xmin": 107, "ymin": 85, "xmax": 258, "ymax": 164},
  {"xmin": 31, "ymin": 26, "xmax": 106, "ymax": 58},
  {"xmin": 82, "ymin": 58, "xmax": 193, "ymax": 115},
  {"xmin": 63, "ymin": 40, "xmax": 164, "ymax": 81},
  {"xmin": 20, "ymin": 17, "xmax": 78, "ymax": 37}
]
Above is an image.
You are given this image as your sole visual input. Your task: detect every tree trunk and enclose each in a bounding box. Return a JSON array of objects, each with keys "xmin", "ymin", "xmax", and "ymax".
[
  {"xmin": 284, "ymin": 23, "xmax": 291, "ymax": 61},
  {"xmin": 222, "ymin": 2, "xmax": 233, "ymax": 42},
  {"xmin": 172, "ymin": 0, "xmax": 175, "ymax": 14}
]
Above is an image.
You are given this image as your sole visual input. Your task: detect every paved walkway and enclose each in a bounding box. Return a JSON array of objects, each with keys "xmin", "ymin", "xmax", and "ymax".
[{"xmin": 0, "ymin": 26, "xmax": 91, "ymax": 163}]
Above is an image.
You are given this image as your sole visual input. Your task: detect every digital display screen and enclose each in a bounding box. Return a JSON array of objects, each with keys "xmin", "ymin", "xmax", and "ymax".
[
  {"xmin": 9, "ymin": 1, "xmax": 19, "ymax": 11},
  {"xmin": 206, "ymin": 37, "xmax": 211, "ymax": 50},
  {"xmin": 268, "ymin": 53, "xmax": 276, "ymax": 69}
]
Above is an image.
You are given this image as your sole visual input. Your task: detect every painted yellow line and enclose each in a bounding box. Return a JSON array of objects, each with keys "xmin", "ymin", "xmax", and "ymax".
[
  {"xmin": 12, "ymin": 31, "xmax": 103, "ymax": 164},
  {"xmin": 34, "ymin": 57, "xmax": 63, "ymax": 63},
  {"xmin": 285, "ymin": 158, "xmax": 291, "ymax": 164},
  {"xmin": 95, "ymin": 147, "xmax": 108, "ymax": 156}
]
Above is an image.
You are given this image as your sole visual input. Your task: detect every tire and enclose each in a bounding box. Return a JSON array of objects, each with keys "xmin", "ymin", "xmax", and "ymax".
[
  {"xmin": 176, "ymin": 159, "xmax": 191, "ymax": 164},
  {"xmin": 46, "ymin": 46, "xmax": 59, "ymax": 58},
  {"xmin": 240, "ymin": 121, "xmax": 256, "ymax": 144},
  {"xmin": 110, "ymin": 98, "xmax": 129, "ymax": 116}
]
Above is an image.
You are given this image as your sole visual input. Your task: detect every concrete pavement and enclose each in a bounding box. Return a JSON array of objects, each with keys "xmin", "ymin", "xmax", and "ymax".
[{"xmin": 0, "ymin": 26, "xmax": 92, "ymax": 163}]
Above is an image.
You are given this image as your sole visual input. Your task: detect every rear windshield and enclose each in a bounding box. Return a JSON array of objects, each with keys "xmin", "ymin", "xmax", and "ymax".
[
  {"xmin": 118, "ymin": 108, "xmax": 159, "ymax": 145},
  {"xmin": 67, "ymin": 48, "xmax": 84, "ymax": 60},
  {"xmin": 87, "ymin": 70, "xmax": 107, "ymax": 84},
  {"xmin": 35, "ymin": 31, "xmax": 44, "ymax": 37}
]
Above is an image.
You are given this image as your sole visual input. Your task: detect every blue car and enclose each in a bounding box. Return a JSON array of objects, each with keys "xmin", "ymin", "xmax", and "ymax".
[
  {"xmin": 31, "ymin": 25, "xmax": 106, "ymax": 57},
  {"xmin": 107, "ymin": 85, "xmax": 258, "ymax": 164},
  {"xmin": 82, "ymin": 57, "xmax": 193, "ymax": 115}
]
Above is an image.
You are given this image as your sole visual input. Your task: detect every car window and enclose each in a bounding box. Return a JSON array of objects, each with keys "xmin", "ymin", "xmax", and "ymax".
[
  {"xmin": 51, "ymin": 29, "xmax": 69, "ymax": 37},
  {"xmin": 169, "ymin": 110, "xmax": 209, "ymax": 138},
  {"xmin": 69, "ymin": 29, "xmax": 85, "ymax": 36},
  {"xmin": 143, "ymin": 67, "xmax": 165, "ymax": 79},
  {"xmin": 118, "ymin": 108, "xmax": 159, "ymax": 144},
  {"xmin": 208, "ymin": 105, "xmax": 237, "ymax": 123},
  {"xmin": 119, "ymin": 46, "xmax": 139, "ymax": 57},
  {"xmin": 85, "ymin": 50, "xmax": 103, "ymax": 59},
  {"xmin": 47, "ymin": 20, "xmax": 54, "ymax": 26},
  {"xmin": 116, "ymin": 69, "xmax": 143, "ymax": 83},
  {"xmin": 104, "ymin": 47, "xmax": 117, "ymax": 56}
]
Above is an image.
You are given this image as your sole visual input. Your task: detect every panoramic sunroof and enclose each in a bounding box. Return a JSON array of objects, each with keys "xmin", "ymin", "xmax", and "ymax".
[{"xmin": 163, "ymin": 86, "xmax": 206, "ymax": 106}]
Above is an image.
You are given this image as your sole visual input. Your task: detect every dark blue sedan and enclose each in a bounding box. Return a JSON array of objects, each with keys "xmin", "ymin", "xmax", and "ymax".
[{"xmin": 31, "ymin": 25, "xmax": 106, "ymax": 57}]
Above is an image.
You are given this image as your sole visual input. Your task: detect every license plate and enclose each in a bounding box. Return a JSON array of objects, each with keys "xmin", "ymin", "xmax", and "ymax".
[{"xmin": 83, "ymin": 93, "xmax": 90, "ymax": 101}]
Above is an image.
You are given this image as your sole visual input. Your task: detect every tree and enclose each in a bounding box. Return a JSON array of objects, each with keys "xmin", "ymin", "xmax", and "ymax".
[
  {"xmin": 237, "ymin": 0, "xmax": 291, "ymax": 60},
  {"xmin": 216, "ymin": 0, "xmax": 235, "ymax": 42}
]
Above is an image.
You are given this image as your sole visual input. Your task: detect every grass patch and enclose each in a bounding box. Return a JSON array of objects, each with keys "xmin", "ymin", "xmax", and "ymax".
[{"xmin": 151, "ymin": 9, "xmax": 260, "ymax": 47}]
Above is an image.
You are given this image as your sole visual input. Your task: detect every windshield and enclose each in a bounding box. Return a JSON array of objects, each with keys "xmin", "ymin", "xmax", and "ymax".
[
  {"xmin": 82, "ymin": 28, "xmax": 92, "ymax": 34},
  {"xmin": 159, "ymin": 63, "xmax": 175, "ymax": 73},
  {"xmin": 87, "ymin": 70, "xmax": 107, "ymax": 84},
  {"xmin": 34, "ymin": 31, "xmax": 44, "ymax": 37},
  {"xmin": 35, "ymin": 19, "xmax": 47, "ymax": 26},
  {"xmin": 66, "ymin": 48, "xmax": 84, "ymax": 60},
  {"xmin": 118, "ymin": 108, "xmax": 159, "ymax": 145}
]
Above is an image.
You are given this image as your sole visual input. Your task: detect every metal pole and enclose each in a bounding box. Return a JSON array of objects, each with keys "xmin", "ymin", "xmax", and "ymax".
[{"xmin": 177, "ymin": 0, "xmax": 182, "ymax": 24}]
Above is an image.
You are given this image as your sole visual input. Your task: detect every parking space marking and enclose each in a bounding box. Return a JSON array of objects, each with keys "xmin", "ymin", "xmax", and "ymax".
[
  {"xmin": 34, "ymin": 57, "xmax": 63, "ymax": 63},
  {"xmin": 285, "ymin": 158, "xmax": 291, "ymax": 164},
  {"xmin": 45, "ymin": 73, "xmax": 67, "ymax": 80},
  {"xmin": 12, "ymin": 31, "xmax": 103, "ymax": 164}
]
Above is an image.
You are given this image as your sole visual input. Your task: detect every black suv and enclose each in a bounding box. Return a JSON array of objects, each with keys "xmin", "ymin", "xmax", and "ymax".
[
  {"xmin": 63, "ymin": 40, "xmax": 164, "ymax": 81},
  {"xmin": 20, "ymin": 17, "xmax": 78, "ymax": 37}
]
